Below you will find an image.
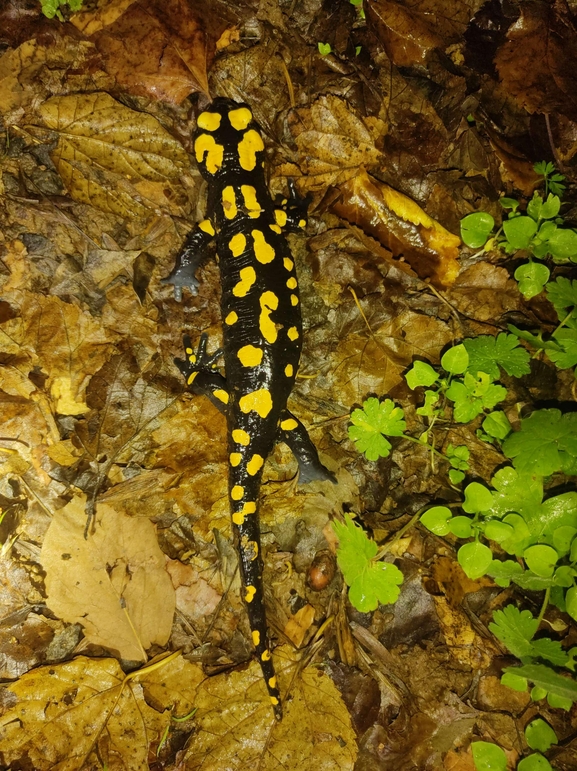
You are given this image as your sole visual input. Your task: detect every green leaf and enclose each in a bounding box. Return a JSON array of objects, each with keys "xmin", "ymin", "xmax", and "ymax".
[
  {"xmin": 318, "ymin": 42, "xmax": 332, "ymax": 55},
  {"xmin": 565, "ymin": 586, "xmax": 577, "ymax": 622},
  {"xmin": 500, "ymin": 197, "xmax": 520, "ymax": 211},
  {"xmin": 503, "ymin": 216, "xmax": 538, "ymax": 250},
  {"xmin": 471, "ymin": 741, "xmax": 507, "ymax": 771},
  {"xmin": 502, "ymin": 671, "xmax": 529, "ymax": 691},
  {"xmin": 416, "ymin": 389, "xmax": 440, "ymax": 418},
  {"xmin": 448, "ymin": 469, "xmax": 466, "ymax": 485},
  {"xmin": 463, "ymin": 482, "xmax": 494, "ymax": 513},
  {"xmin": 405, "ymin": 360, "xmax": 438, "ymax": 389},
  {"xmin": 449, "ymin": 515, "xmax": 473, "ymax": 537},
  {"xmin": 502, "ymin": 409, "xmax": 577, "ymax": 476},
  {"xmin": 482, "ymin": 411, "xmax": 512, "ymax": 440},
  {"xmin": 546, "ymin": 276, "xmax": 577, "ymax": 318},
  {"xmin": 552, "ymin": 526, "xmax": 577, "ymax": 556},
  {"xmin": 458, "ymin": 541, "xmax": 493, "ymax": 579},
  {"xmin": 483, "ymin": 520, "xmax": 514, "ymax": 543},
  {"xmin": 508, "ymin": 324, "xmax": 558, "ymax": 351},
  {"xmin": 349, "ymin": 397, "xmax": 406, "ymax": 461},
  {"xmin": 421, "ymin": 506, "xmax": 452, "ymax": 536},
  {"xmin": 515, "ymin": 262, "xmax": 550, "ymax": 300},
  {"xmin": 489, "ymin": 605, "xmax": 538, "ymax": 657},
  {"xmin": 548, "ymin": 228, "xmax": 577, "ymax": 261},
  {"xmin": 517, "ymin": 755, "xmax": 554, "ymax": 771},
  {"xmin": 523, "ymin": 545, "xmax": 558, "ymax": 578},
  {"xmin": 524, "ymin": 719, "xmax": 558, "ymax": 753},
  {"xmin": 504, "ymin": 663, "xmax": 577, "ymax": 705},
  {"xmin": 548, "ymin": 328, "xmax": 577, "ymax": 369},
  {"xmin": 527, "ymin": 193, "xmax": 544, "ymax": 221},
  {"xmin": 463, "ymin": 333, "xmax": 531, "ymax": 378},
  {"xmin": 540, "ymin": 193, "xmax": 561, "ymax": 219},
  {"xmin": 460, "ymin": 212, "xmax": 495, "ymax": 249},
  {"xmin": 333, "ymin": 515, "xmax": 403, "ymax": 612},
  {"xmin": 446, "ymin": 372, "xmax": 506, "ymax": 423},
  {"xmin": 441, "ymin": 344, "xmax": 469, "ymax": 374},
  {"xmin": 488, "ymin": 559, "xmax": 524, "ymax": 587},
  {"xmin": 446, "ymin": 443, "xmax": 470, "ymax": 470}
]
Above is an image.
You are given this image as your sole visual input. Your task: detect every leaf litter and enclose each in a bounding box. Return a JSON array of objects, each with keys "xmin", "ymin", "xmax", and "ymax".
[{"xmin": 1, "ymin": 0, "xmax": 577, "ymax": 768}]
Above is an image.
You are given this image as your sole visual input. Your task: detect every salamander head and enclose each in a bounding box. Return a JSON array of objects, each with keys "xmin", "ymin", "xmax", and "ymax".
[{"xmin": 194, "ymin": 98, "xmax": 265, "ymax": 180}]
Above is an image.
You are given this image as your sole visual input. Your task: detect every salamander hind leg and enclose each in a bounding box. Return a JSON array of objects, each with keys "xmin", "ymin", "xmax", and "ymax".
[{"xmin": 278, "ymin": 410, "xmax": 337, "ymax": 484}]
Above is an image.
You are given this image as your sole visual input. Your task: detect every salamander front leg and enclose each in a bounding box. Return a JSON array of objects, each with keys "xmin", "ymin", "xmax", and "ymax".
[
  {"xmin": 278, "ymin": 411, "xmax": 336, "ymax": 484},
  {"xmin": 162, "ymin": 219, "xmax": 216, "ymax": 301},
  {"xmin": 175, "ymin": 333, "xmax": 230, "ymax": 413}
]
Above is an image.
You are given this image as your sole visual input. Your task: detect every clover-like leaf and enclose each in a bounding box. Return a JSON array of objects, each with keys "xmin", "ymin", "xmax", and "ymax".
[
  {"xmin": 460, "ymin": 212, "xmax": 495, "ymax": 249},
  {"xmin": 405, "ymin": 360, "xmax": 438, "ymax": 389},
  {"xmin": 332, "ymin": 515, "xmax": 403, "ymax": 612},
  {"xmin": 348, "ymin": 398, "xmax": 406, "ymax": 461},
  {"xmin": 515, "ymin": 262, "xmax": 550, "ymax": 300}
]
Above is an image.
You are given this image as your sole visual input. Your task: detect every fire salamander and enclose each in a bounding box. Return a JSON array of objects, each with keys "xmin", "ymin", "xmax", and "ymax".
[{"xmin": 163, "ymin": 98, "xmax": 335, "ymax": 719}]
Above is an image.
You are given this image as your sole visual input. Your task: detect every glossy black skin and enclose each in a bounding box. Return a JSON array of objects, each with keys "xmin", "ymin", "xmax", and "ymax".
[{"xmin": 163, "ymin": 98, "xmax": 335, "ymax": 719}]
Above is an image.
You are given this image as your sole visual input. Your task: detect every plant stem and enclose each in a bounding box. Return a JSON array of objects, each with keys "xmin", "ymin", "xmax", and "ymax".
[
  {"xmin": 401, "ymin": 433, "xmax": 446, "ymax": 461},
  {"xmin": 536, "ymin": 586, "xmax": 551, "ymax": 628}
]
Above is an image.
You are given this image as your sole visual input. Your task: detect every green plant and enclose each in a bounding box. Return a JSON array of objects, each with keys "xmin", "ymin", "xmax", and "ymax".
[
  {"xmin": 460, "ymin": 162, "xmax": 575, "ymax": 301},
  {"xmin": 40, "ymin": 0, "xmax": 83, "ymax": 19},
  {"xmin": 471, "ymin": 734, "xmax": 557, "ymax": 771},
  {"xmin": 317, "ymin": 42, "xmax": 332, "ymax": 55},
  {"xmin": 332, "ymin": 515, "xmax": 403, "ymax": 612}
]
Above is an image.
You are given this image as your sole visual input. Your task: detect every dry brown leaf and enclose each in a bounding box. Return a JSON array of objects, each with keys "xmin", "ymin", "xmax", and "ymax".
[
  {"xmin": 0, "ymin": 40, "xmax": 47, "ymax": 115},
  {"xmin": 283, "ymin": 604, "xmax": 316, "ymax": 648},
  {"xmin": 166, "ymin": 558, "xmax": 222, "ymax": 623},
  {"xmin": 447, "ymin": 262, "xmax": 522, "ymax": 322},
  {"xmin": 86, "ymin": 0, "xmax": 211, "ymax": 103},
  {"xmin": 0, "ymin": 653, "xmax": 191, "ymax": 770},
  {"xmin": 38, "ymin": 92, "xmax": 189, "ymax": 217},
  {"xmin": 181, "ymin": 645, "xmax": 357, "ymax": 770},
  {"xmin": 331, "ymin": 169, "xmax": 461, "ymax": 287},
  {"xmin": 432, "ymin": 596, "xmax": 494, "ymax": 669},
  {"xmin": 287, "ymin": 95, "xmax": 384, "ymax": 189},
  {"xmin": 367, "ymin": 0, "xmax": 444, "ymax": 67},
  {"xmin": 41, "ymin": 496, "xmax": 175, "ymax": 662}
]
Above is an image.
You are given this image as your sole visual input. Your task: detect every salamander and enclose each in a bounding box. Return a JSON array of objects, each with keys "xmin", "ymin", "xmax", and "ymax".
[{"xmin": 162, "ymin": 98, "xmax": 335, "ymax": 719}]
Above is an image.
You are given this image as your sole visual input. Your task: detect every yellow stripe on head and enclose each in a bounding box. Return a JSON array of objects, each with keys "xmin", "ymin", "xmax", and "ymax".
[
  {"xmin": 238, "ymin": 129, "xmax": 264, "ymax": 171},
  {"xmin": 197, "ymin": 112, "xmax": 221, "ymax": 131},
  {"xmin": 228, "ymin": 106, "xmax": 252, "ymax": 131},
  {"xmin": 195, "ymin": 134, "xmax": 224, "ymax": 174}
]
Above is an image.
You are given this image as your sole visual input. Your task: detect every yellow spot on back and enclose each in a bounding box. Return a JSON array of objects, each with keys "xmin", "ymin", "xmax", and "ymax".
[
  {"xmin": 269, "ymin": 224, "xmax": 281, "ymax": 234},
  {"xmin": 187, "ymin": 371, "xmax": 198, "ymax": 385},
  {"xmin": 268, "ymin": 676, "xmax": 277, "ymax": 689},
  {"xmin": 233, "ymin": 501, "xmax": 257, "ymax": 526},
  {"xmin": 284, "ymin": 364, "xmax": 293, "ymax": 377},
  {"xmin": 245, "ymin": 585, "xmax": 256, "ymax": 602},
  {"xmin": 214, "ymin": 389, "xmax": 229, "ymax": 404},
  {"xmin": 270, "ymin": 695, "xmax": 279, "ymax": 706},
  {"xmin": 283, "ymin": 257, "xmax": 294, "ymax": 271},
  {"xmin": 230, "ymin": 452, "xmax": 242, "ymax": 467},
  {"xmin": 241, "ymin": 185, "xmax": 261, "ymax": 213},
  {"xmin": 232, "ymin": 429, "xmax": 250, "ymax": 445},
  {"xmin": 238, "ymin": 129, "xmax": 264, "ymax": 171},
  {"xmin": 231, "ymin": 485, "xmax": 244, "ymax": 500},
  {"xmin": 233, "ymin": 266, "xmax": 256, "ymax": 297},
  {"xmin": 237, "ymin": 345, "xmax": 263, "ymax": 367},
  {"xmin": 242, "ymin": 501, "xmax": 257, "ymax": 514},
  {"xmin": 239, "ymin": 388, "xmax": 273, "ymax": 418},
  {"xmin": 259, "ymin": 291, "xmax": 279, "ymax": 343},
  {"xmin": 281, "ymin": 418, "xmax": 298, "ymax": 431},
  {"xmin": 287, "ymin": 326, "xmax": 299, "ymax": 341},
  {"xmin": 252, "ymin": 630, "xmax": 260, "ymax": 647},
  {"xmin": 229, "ymin": 106, "xmax": 252, "ymax": 130},
  {"xmin": 291, "ymin": 294, "xmax": 299, "ymax": 306},
  {"xmin": 252, "ymin": 230, "xmax": 275, "ymax": 264},
  {"xmin": 247, "ymin": 454, "xmax": 264, "ymax": 475},
  {"xmin": 274, "ymin": 209, "xmax": 287, "ymax": 227},
  {"xmin": 195, "ymin": 134, "xmax": 224, "ymax": 174},
  {"xmin": 225, "ymin": 311, "xmax": 238, "ymax": 325},
  {"xmin": 286, "ymin": 277, "xmax": 297, "ymax": 289},
  {"xmin": 299, "ymin": 219, "xmax": 306, "ymax": 228},
  {"xmin": 199, "ymin": 219, "xmax": 215, "ymax": 235},
  {"xmin": 229, "ymin": 232, "xmax": 246, "ymax": 257},
  {"xmin": 197, "ymin": 111, "xmax": 221, "ymax": 131},
  {"xmin": 262, "ymin": 649, "xmax": 271, "ymax": 661},
  {"xmin": 222, "ymin": 186, "xmax": 237, "ymax": 220}
]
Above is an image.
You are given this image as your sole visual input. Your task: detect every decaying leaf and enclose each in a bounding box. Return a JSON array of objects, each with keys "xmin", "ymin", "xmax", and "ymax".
[
  {"xmin": 41, "ymin": 496, "xmax": 175, "ymax": 661},
  {"xmin": 181, "ymin": 646, "xmax": 357, "ymax": 770},
  {"xmin": 367, "ymin": 0, "xmax": 444, "ymax": 67},
  {"xmin": 287, "ymin": 95, "xmax": 384, "ymax": 188},
  {"xmin": 331, "ymin": 169, "xmax": 461, "ymax": 287},
  {"xmin": 0, "ymin": 653, "xmax": 193, "ymax": 771},
  {"xmin": 38, "ymin": 92, "xmax": 189, "ymax": 217}
]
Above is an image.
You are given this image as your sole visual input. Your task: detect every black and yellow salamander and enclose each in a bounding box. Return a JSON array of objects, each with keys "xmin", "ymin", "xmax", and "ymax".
[{"xmin": 162, "ymin": 98, "xmax": 335, "ymax": 719}]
